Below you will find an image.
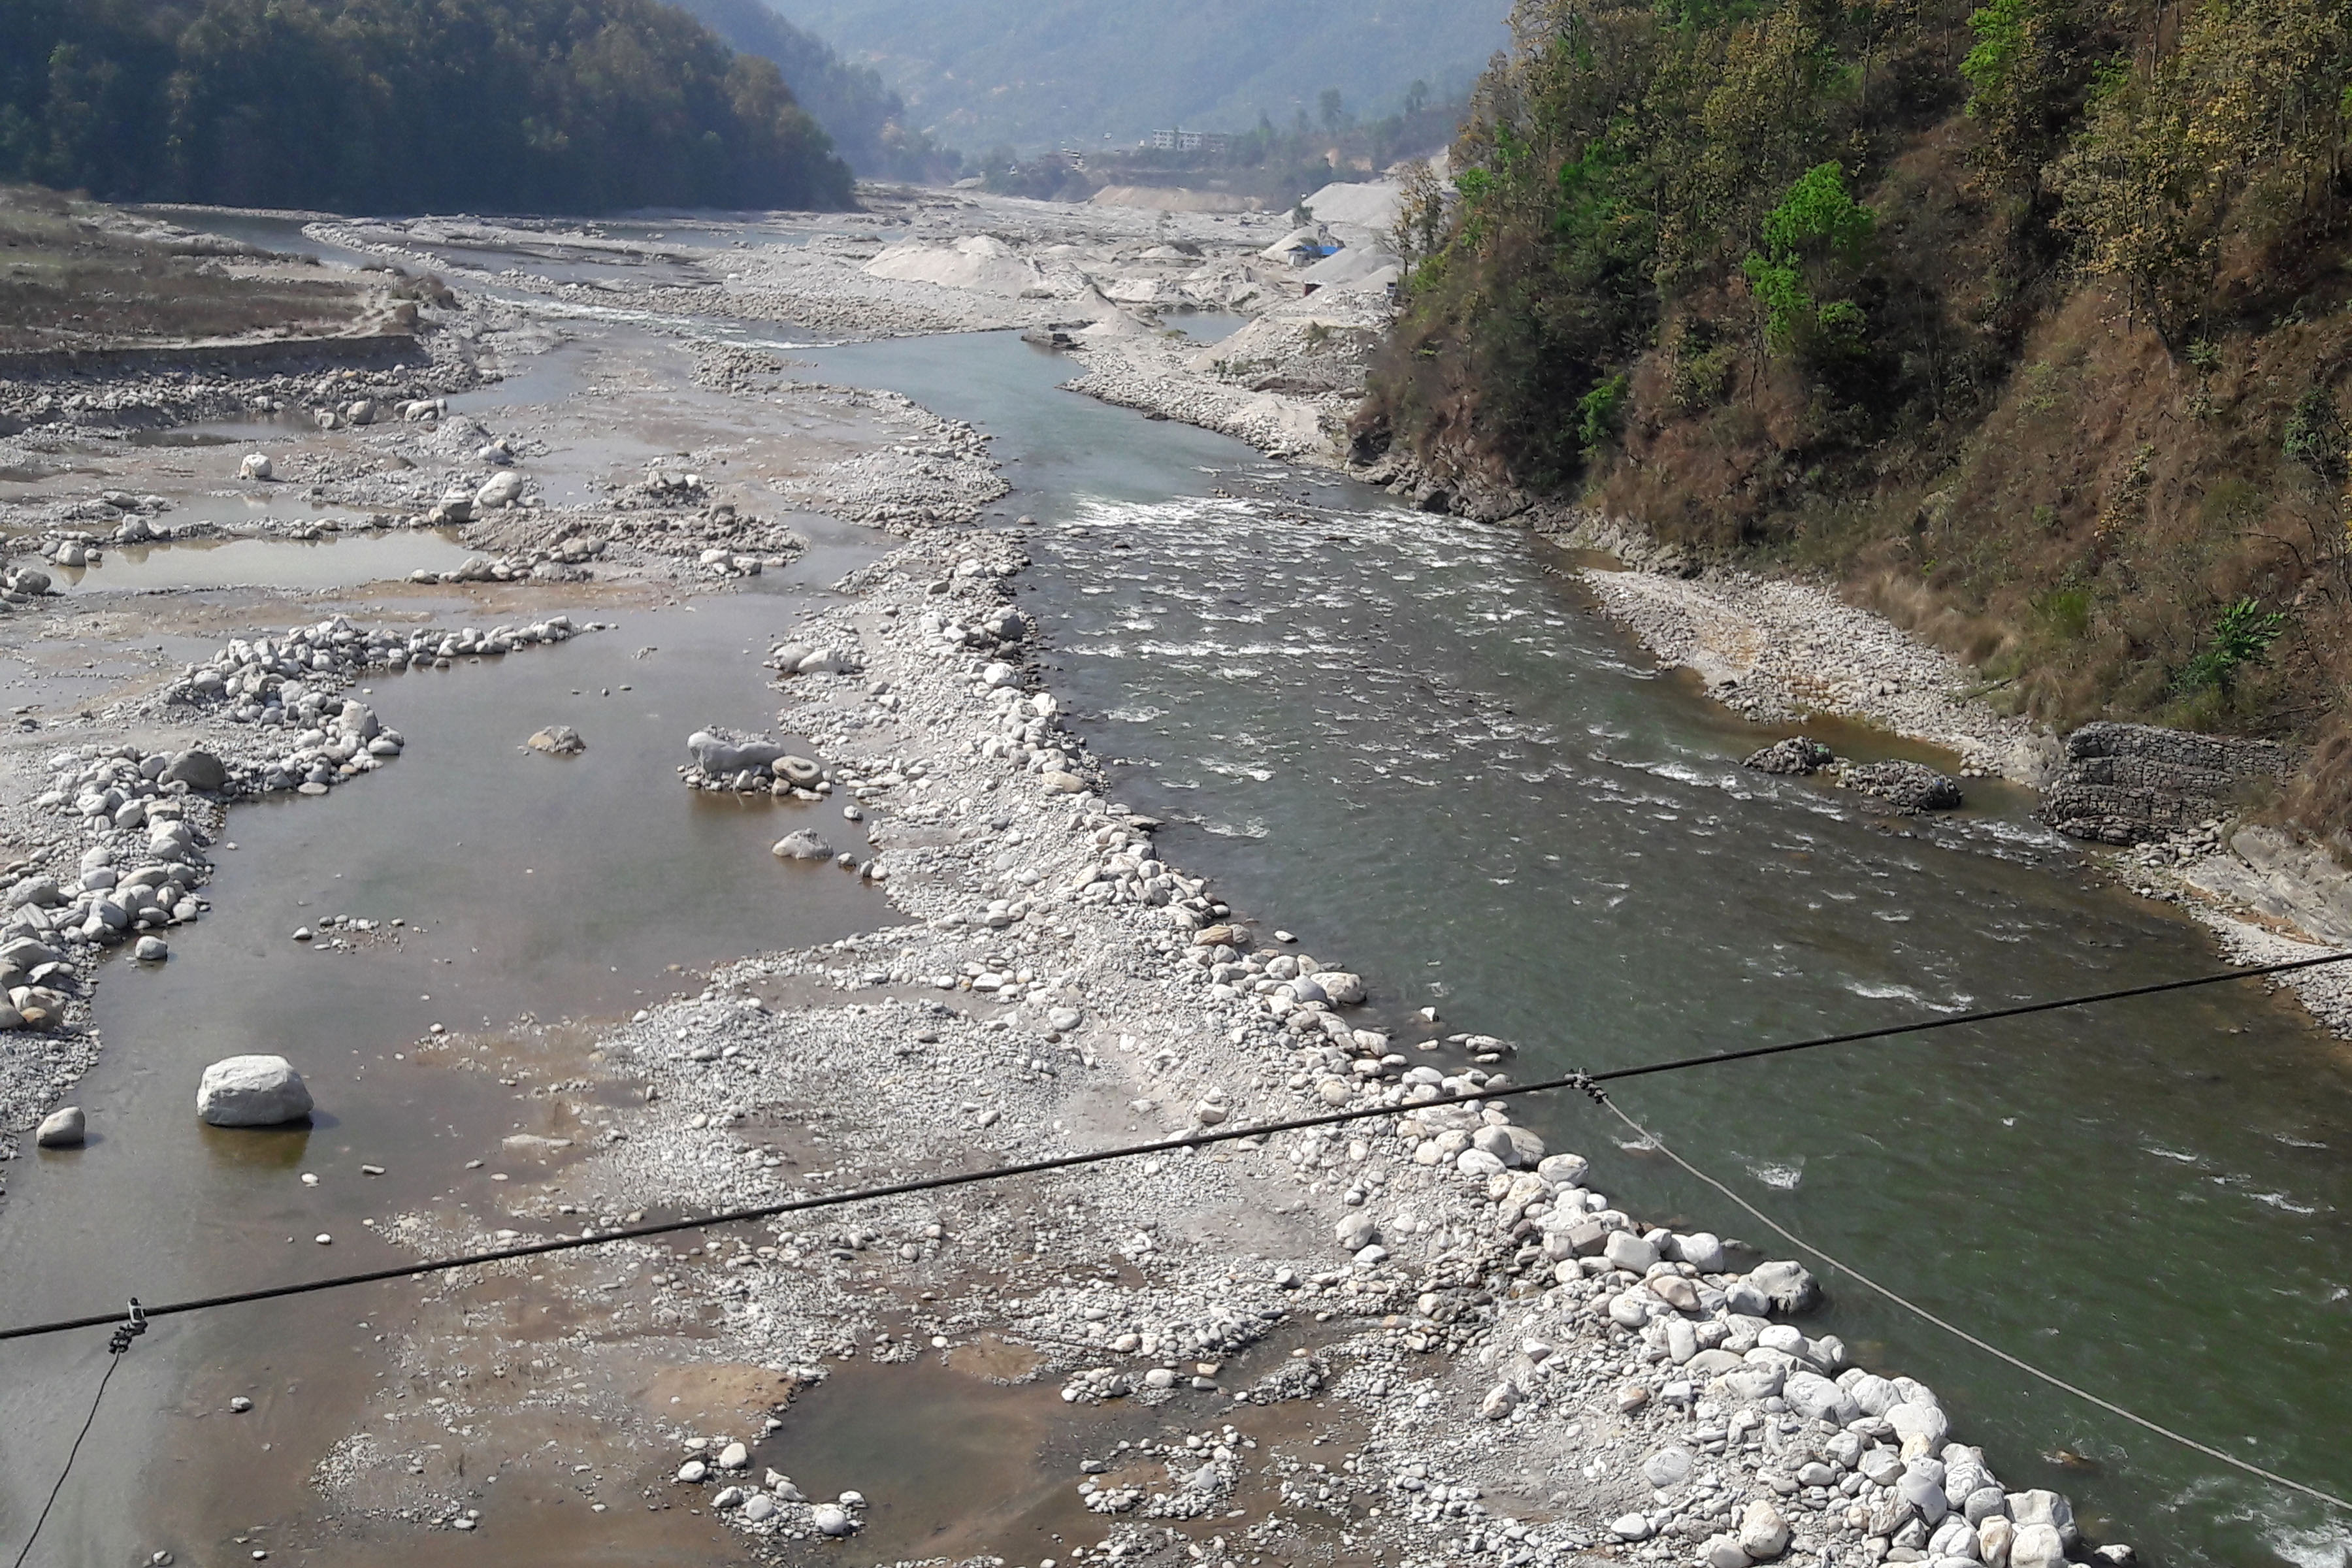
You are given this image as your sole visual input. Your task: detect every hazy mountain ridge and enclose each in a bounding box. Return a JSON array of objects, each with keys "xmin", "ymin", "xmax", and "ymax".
[
  {"xmin": 770, "ymin": 0, "xmax": 1507, "ymax": 149},
  {"xmin": 670, "ymin": 0, "xmax": 961, "ymax": 180}
]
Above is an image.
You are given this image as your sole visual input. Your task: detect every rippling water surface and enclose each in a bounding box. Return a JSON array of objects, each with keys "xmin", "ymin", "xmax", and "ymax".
[{"xmin": 809, "ymin": 331, "xmax": 2352, "ymax": 1568}]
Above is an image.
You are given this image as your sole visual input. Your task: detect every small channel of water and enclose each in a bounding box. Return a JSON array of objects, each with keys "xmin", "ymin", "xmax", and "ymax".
[
  {"xmin": 800, "ymin": 330, "xmax": 2352, "ymax": 1568},
  {"xmin": 51, "ymin": 531, "xmax": 480, "ymax": 595}
]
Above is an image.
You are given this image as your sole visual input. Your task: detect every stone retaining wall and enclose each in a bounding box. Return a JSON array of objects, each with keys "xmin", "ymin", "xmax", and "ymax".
[{"xmin": 2040, "ymin": 721, "xmax": 2302, "ymax": 845}]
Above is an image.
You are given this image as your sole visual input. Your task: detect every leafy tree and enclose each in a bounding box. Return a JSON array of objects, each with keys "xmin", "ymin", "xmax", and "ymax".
[
  {"xmin": 1959, "ymin": 0, "xmax": 2086, "ymax": 180},
  {"xmin": 1319, "ymin": 88, "xmax": 1347, "ymax": 133},
  {"xmin": 2285, "ymin": 387, "xmax": 2347, "ymax": 483},
  {"xmin": 1742, "ymin": 161, "xmax": 1874, "ymax": 355},
  {"xmin": 2054, "ymin": 0, "xmax": 2351, "ymax": 351},
  {"xmin": 2176, "ymin": 598, "xmax": 2289, "ymax": 694},
  {"xmin": 1578, "ymin": 372, "xmax": 1631, "ymax": 451}
]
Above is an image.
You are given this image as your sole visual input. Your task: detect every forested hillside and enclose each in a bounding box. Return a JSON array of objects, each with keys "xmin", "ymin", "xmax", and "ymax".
[
  {"xmin": 670, "ymin": 0, "xmax": 958, "ymax": 180},
  {"xmin": 0, "ymin": 0, "xmax": 853, "ymax": 214},
  {"xmin": 1361, "ymin": 0, "xmax": 2352, "ymax": 834},
  {"xmin": 774, "ymin": 0, "xmax": 1507, "ymax": 150}
]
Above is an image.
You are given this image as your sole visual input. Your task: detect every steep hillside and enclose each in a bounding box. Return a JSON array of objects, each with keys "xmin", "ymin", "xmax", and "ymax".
[
  {"xmin": 670, "ymin": 0, "xmax": 959, "ymax": 180},
  {"xmin": 0, "ymin": 0, "xmax": 853, "ymax": 214},
  {"xmin": 1357, "ymin": 0, "xmax": 2352, "ymax": 838},
  {"xmin": 773, "ymin": 0, "xmax": 1508, "ymax": 149}
]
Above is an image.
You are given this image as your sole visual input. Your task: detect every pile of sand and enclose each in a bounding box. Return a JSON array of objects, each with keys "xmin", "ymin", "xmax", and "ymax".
[{"xmin": 861, "ymin": 235, "xmax": 1045, "ymax": 295}]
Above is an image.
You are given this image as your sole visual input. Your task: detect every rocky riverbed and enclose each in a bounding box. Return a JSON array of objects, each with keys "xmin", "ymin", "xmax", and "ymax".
[{"xmin": 0, "ymin": 194, "xmax": 2311, "ymax": 1568}]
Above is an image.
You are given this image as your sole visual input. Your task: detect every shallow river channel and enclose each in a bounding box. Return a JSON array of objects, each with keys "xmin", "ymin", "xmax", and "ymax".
[{"xmin": 0, "ymin": 227, "xmax": 2345, "ymax": 1568}]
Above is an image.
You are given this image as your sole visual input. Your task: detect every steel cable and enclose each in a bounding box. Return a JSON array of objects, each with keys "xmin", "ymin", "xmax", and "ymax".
[{"xmin": 1, "ymin": 948, "xmax": 2345, "ymax": 1346}]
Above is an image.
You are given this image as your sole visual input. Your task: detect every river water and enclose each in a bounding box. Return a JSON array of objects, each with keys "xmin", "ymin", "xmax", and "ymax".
[
  {"xmin": 0, "ymin": 220, "xmax": 2344, "ymax": 1567},
  {"xmin": 799, "ymin": 331, "xmax": 2352, "ymax": 1568}
]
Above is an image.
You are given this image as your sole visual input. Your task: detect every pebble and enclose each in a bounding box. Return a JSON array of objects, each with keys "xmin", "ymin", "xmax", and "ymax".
[
  {"xmin": 772, "ymin": 830, "xmax": 832, "ymax": 862},
  {"xmin": 1640, "ymin": 1445, "xmax": 1695, "ymax": 1489}
]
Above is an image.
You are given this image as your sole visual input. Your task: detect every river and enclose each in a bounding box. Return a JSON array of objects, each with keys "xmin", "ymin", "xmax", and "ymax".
[
  {"xmin": 802, "ymin": 329, "xmax": 2352, "ymax": 1568},
  {"xmin": 0, "ymin": 221, "xmax": 2344, "ymax": 1568}
]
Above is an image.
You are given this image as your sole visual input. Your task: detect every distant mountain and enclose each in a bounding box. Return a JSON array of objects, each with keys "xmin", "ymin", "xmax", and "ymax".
[
  {"xmin": 766, "ymin": 0, "xmax": 1509, "ymax": 150},
  {"xmin": 0, "ymin": 0, "xmax": 853, "ymax": 214},
  {"xmin": 671, "ymin": 0, "xmax": 960, "ymax": 179}
]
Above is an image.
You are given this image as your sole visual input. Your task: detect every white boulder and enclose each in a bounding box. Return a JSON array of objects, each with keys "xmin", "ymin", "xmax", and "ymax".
[
  {"xmin": 2009, "ymin": 1524, "xmax": 2065, "ymax": 1568},
  {"xmin": 196, "ymin": 1055, "xmax": 312, "ymax": 1126},
  {"xmin": 772, "ymin": 830, "xmax": 832, "ymax": 862},
  {"xmin": 1738, "ymin": 1499, "xmax": 1791, "ymax": 1561},
  {"xmin": 475, "ymin": 470, "xmax": 524, "ymax": 508}
]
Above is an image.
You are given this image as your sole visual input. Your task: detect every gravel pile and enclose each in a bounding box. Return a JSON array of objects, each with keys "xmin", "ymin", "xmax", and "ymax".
[{"xmin": 1551, "ymin": 519, "xmax": 2055, "ymax": 785}]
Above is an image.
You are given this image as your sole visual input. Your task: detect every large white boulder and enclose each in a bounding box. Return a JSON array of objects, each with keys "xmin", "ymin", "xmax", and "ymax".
[
  {"xmin": 2009, "ymin": 1523, "xmax": 2066, "ymax": 1568},
  {"xmin": 1891, "ymin": 1397, "xmax": 1953, "ymax": 1456},
  {"xmin": 36, "ymin": 1105, "xmax": 84, "ymax": 1147},
  {"xmin": 772, "ymin": 830, "xmax": 832, "ymax": 862},
  {"xmin": 689, "ymin": 730, "xmax": 787, "ymax": 774},
  {"xmin": 1784, "ymin": 1370, "xmax": 1862, "ymax": 1426},
  {"xmin": 197, "ymin": 1055, "xmax": 312, "ymax": 1126},
  {"xmin": 475, "ymin": 470, "xmax": 524, "ymax": 509}
]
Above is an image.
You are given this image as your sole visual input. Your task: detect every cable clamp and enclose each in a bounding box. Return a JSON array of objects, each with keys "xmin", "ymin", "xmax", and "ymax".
[
  {"xmin": 1564, "ymin": 1072, "xmax": 1608, "ymax": 1105},
  {"xmin": 106, "ymin": 1299, "xmax": 146, "ymax": 1357}
]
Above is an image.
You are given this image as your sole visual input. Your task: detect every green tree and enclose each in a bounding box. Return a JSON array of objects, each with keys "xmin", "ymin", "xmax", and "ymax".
[
  {"xmin": 1742, "ymin": 161, "xmax": 1874, "ymax": 356},
  {"xmin": 2177, "ymin": 598, "xmax": 2289, "ymax": 694},
  {"xmin": 1959, "ymin": 0, "xmax": 2085, "ymax": 180}
]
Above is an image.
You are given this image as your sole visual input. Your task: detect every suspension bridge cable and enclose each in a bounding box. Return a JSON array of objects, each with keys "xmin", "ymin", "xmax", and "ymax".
[
  {"xmin": 0, "ymin": 948, "xmax": 2343, "ymax": 1352},
  {"xmin": 1597, "ymin": 1092, "xmax": 2352, "ymax": 1513}
]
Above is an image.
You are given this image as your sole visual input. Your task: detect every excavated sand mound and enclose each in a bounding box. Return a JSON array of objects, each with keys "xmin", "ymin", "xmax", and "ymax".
[{"xmin": 861, "ymin": 235, "xmax": 1045, "ymax": 295}]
